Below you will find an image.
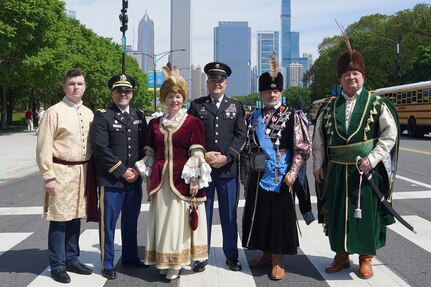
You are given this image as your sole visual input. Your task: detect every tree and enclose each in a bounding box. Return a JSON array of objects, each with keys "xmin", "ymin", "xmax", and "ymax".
[
  {"xmin": 0, "ymin": 0, "xmax": 66, "ymax": 127},
  {"xmin": 308, "ymin": 3, "xmax": 431, "ymax": 99},
  {"xmin": 0, "ymin": 0, "xmax": 151, "ymax": 128}
]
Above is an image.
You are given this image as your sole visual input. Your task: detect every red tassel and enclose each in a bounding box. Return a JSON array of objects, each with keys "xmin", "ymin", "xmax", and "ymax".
[{"xmin": 189, "ymin": 202, "xmax": 199, "ymax": 231}]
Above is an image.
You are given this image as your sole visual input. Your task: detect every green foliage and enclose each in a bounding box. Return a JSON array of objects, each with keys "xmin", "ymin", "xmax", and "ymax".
[
  {"xmin": 283, "ymin": 87, "xmax": 312, "ymax": 112},
  {"xmin": 309, "ymin": 3, "xmax": 431, "ymax": 98},
  {"xmin": 0, "ymin": 0, "xmax": 149, "ymax": 128}
]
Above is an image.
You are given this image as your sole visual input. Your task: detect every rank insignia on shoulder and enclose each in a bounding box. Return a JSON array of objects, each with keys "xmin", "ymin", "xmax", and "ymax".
[{"xmin": 97, "ymin": 108, "xmax": 106, "ymax": 113}]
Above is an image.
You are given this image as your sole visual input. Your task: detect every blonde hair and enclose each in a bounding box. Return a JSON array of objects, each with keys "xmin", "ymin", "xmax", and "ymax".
[{"xmin": 159, "ymin": 63, "xmax": 188, "ymax": 102}]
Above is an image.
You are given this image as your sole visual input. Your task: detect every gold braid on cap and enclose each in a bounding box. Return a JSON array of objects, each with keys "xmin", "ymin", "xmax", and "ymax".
[
  {"xmin": 269, "ymin": 53, "xmax": 278, "ymax": 81},
  {"xmin": 335, "ymin": 19, "xmax": 353, "ymax": 56}
]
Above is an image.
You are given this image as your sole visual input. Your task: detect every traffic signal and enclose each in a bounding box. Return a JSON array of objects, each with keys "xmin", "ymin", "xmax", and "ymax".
[{"xmin": 119, "ymin": 0, "xmax": 128, "ymax": 33}]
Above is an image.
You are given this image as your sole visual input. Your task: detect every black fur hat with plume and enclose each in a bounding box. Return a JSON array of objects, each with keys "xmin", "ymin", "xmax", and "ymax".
[{"xmin": 259, "ymin": 53, "xmax": 283, "ymax": 92}]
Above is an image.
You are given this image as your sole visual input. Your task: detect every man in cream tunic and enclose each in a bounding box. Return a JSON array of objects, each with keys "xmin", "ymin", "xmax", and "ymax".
[{"xmin": 36, "ymin": 69, "xmax": 94, "ymax": 284}]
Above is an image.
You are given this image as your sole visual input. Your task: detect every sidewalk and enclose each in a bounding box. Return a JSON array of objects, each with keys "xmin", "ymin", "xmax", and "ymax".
[
  {"xmin": 0, "ymin": 116, "xmax": 154, "ymax": 183},
  {"xmin": 0, "ymin": 131, "xmax": 38, "ymax": 182}
]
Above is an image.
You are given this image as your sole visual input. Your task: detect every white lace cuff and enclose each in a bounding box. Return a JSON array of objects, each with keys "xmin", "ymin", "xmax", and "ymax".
[
  {"xmin": 135, "ymin": 155, "xmax": 154, "ymax": 177},
  {"xmin": 181, "ymin": 148, "xmax": 212, "ymax": 189}
]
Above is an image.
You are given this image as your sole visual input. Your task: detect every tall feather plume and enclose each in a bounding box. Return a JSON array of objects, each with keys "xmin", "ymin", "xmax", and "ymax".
[
  {"xmin": 162, "ymin": 62, "xmax": 181, "ymax": 82},
  {"xmin": 162, "ymin": 62, "xmax": 173, "ymax": 77},
  {"xmin": 335, "ymin": 19, "xmax": 353, "ymax": 56},
  {"xmin": 268, "ymin": 53, "xmax": 278, "ymax": 81}
]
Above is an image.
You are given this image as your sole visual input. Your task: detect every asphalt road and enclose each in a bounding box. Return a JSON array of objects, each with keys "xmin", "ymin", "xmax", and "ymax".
[{"xmin": 0, "ymin": 132, "xmax": 430, "ymax": 287}]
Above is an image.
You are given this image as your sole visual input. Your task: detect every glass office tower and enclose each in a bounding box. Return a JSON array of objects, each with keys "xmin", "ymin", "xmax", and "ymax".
[
  {"xmin": 137, "ymin": 10, "xmax": 154, "ymax": 74},
  {"xmin": 214, "ymin": 21, "xmax": 251, "ymax": 97},
  {"xmin": 257, "ymin": 31, "xmax": 280, "ymax": 76}
]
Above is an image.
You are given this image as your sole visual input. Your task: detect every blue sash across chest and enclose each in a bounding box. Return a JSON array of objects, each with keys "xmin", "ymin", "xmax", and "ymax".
[{"xmin": 253, "ymin": 109, "xmax": 291, "ymax": 193}]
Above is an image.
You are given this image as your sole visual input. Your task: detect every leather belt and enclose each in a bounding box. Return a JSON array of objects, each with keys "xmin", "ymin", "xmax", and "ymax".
[{"xmin": 53, "ymin": 156, "xmax": 90, "ymax": 165}]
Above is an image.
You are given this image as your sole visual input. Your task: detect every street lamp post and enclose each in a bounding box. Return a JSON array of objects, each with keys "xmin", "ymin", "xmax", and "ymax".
[
  {"xmin": 143, "ymin": 49, "xmax": 186, "ymax": 111},
  {"xmin": 376, "ymin": 35, "xmax": 402, "ymax": 84}
]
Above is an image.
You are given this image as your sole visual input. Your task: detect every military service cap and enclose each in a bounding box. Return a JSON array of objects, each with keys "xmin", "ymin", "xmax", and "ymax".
[
  {"xmin": 204, "ymin": 62, "xmax": 232, "ymax": 80},
  {"xmin": 108, "ymin": 74, "xmax": 136, "ymax": 90}
]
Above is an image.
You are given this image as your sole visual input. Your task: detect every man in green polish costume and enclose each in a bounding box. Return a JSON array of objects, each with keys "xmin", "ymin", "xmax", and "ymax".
[{"xmin": 312, "ymin": 46, "xmax": 400, "ymax": 279}]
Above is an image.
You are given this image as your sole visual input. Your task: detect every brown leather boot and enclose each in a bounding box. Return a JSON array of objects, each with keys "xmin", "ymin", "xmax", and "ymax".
[
  {"xmin": 325, "ymin": 253, "xmax": 350, "ymax": 273},
  {"xmin": 358, "ymin": 255, "xmax": 374, "ymax": 279},
  {"xmin": 248, "ymin": 252, "xmax": 272, "ymax": 268},
  {"xmin": 270, "ymin": 254, "xmax": 285, "ymax": 280}
]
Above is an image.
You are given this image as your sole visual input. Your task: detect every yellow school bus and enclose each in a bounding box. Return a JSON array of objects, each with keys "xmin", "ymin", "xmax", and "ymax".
[{"xmin": 374, "ymin": 80, "xmax": 431, "ymax": 137}]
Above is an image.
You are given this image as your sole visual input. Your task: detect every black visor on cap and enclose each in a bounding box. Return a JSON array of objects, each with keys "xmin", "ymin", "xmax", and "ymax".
[
  {"xmin": 207, "ymin": 71, "xmax": 227, "ymax": 80},
  {"xmin": 114, "ymin": 86, "xmax": 132, "ymax": 92}
]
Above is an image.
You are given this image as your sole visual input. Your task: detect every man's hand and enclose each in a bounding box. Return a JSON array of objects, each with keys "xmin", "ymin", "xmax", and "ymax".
[
  {"xmin": 205, "ymin": 151, "xmax": 221, "ymax": 164},
  {"xmin": 44, "ymin": 178, "xmax": 56, "ymax": 194},
  {"xmin": 313, "ymin": 167, "xmax": 324, "ymax": 183},
  {"xmin": 359, "ymin": 157, "xmax": 373, "ymax": 173},
  {"xmin": 122, "ymin": 168, "xmax": 138, "ymax": 183},
  {"xmin": 208, "ymin": 154, "xmax": 229, "ymax": 169},
  {"xmin": 284, "ymin": 172, "xmax": 296, "ymax": 187}
]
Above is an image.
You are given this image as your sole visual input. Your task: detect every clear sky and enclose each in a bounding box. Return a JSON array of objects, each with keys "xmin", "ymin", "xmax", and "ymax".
[{"xmin": 66, "ymin": 0, "xmax": 421, "ymax": 69}]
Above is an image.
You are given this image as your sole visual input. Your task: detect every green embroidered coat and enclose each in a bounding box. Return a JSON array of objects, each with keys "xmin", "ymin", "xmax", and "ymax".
[{"xmin": 319, "ymin": 88, "xmax": 399, "ymax": 255}]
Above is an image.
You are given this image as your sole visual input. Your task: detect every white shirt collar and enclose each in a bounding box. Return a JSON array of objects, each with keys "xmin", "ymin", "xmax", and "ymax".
[
  {"xmin": 263, "ymin": 101, "xmax": 282, "ymax": 110},
  {"xmin": 342, "ymin": 87, "xmax": 363, "ymax": 101},
  {"xmin": 63, "ymin": 96, "xmax": 82, "ymax": 108},
  {"xmin": 211, "ymin": 95, "xmax": 224, "ymax": 103},
  {"xmin": 115, "ymin": 105, "xmax": 130, "ymax": 114}
]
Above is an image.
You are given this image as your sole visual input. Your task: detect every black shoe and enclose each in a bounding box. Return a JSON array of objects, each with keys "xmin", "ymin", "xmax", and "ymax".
[
  {"xmin": 192, "ymin": 259, "xmax": 208, "ymax": 272},
  {"xmin": 121, "ymin": 258, "xmax": 149, "ymax": 268},
  {"xmin": 66, "ymin": 262, "xmax": 92, "ymax": 275},
  {"xmin": 226, "ymin": 258, "xmax": 242, "ymax": 271},
  {"xmin": 51, "ymin": 269, "xmax": 71, "ymax": 284},
  {"xmin": 102, "ymin": 269, "xmax": 117, "ymax": 280}
]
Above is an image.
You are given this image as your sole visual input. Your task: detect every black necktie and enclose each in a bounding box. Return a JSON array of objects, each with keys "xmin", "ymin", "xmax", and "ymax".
[{"xmin": 213, "ymin": 99, "xmax": 219, "ymax": 110}]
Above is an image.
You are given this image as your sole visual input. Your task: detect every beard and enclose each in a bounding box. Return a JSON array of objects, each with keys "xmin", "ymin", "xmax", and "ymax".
[{"xmin": 264, "ymin": 99, "xmax": 280, "ymax": 108}]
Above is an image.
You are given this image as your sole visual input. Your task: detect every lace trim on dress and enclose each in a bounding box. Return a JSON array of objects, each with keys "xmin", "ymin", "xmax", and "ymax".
[
  {"xmin": 161, "ymin": 108, "xmax": 188, "ymax": 127},
  {"xmin": 181, "ymin": 156, "xmax": 212, "ymax": 189}
]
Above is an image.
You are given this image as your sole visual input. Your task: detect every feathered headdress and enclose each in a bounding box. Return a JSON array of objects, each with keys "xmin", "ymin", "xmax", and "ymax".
[
  {"xmin": 335, "ymin": 19, "xmax": 365, "ymax": 78},
  {"xmin": 335, "ymin": 19, "xmax": 353, "ymax": 57},
  {"xmin": 258, "ymin": 53, "xmax": 283, "ymax": 92},
  {"xmin": 162, "ymin": 62, "xmax": 180, "ymax": 78},
  {"xmin": 160, "ymin": 62, "xmax": 188, "ymax": 100},
  {"xmin": 268, "ymin": 53, "xmax": 279, "ymax": 81}
]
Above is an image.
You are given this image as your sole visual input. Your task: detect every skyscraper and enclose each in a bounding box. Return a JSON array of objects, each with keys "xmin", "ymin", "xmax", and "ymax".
[
  {"xmin": 214, "ymin": 21, "xmax": 251, "ymax": 96},
  {"xmin": 137, "ymin": 10, "xmax": 154, "ymax": 74},
  {"xmin": 257, "ymin": 31, "xmax": 280, "ymax": 76},
  {"xmin": 288, "ymin": 63, "xmax": 303, "ymax": 87},
  {"xmin": 170, "ymin": 0, "xmax": 191, "ymax": 72},
  {"xmin": 280, "ymin": 0, "xmax": 293, "ymax": 68},
  {"xmin": 191, "ymin": 65, "xmax": 206, "ymax": 99},
  {"xmin": 280, "ymin": 0, "xmax": 309, "ymax": 88}
]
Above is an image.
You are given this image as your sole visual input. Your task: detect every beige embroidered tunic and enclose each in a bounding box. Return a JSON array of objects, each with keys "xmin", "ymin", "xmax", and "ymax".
[{"xmin": 36, "ymin": 98, "xmax": 93, "ymax": 221}]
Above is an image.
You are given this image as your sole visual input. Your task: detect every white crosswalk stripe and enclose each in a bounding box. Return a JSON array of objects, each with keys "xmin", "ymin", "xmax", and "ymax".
[
  {"xmin": 298, "ymin": 220, "xmax": 411, "ymax": 287},
  {"xmin": 3, "ymin": 217, "xmax": 431, "ymax": 286},
  {"xmin": 388, "ymin": 215, "xmax": 431, "ymax": 253},
  {"xmin": 179, "ymin": 225, "xmax": 256, "ymax": 287},
  {"xmin": 27, "ymin": 229, "xmax": 122, "ymax": 287},
  {"xmin": 0, "ymin": 232, "xmax": 32, "ymax": 256},
  {"xmin": 1, "ymin": 195, "xmax": 430, "ymax": 286}
]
